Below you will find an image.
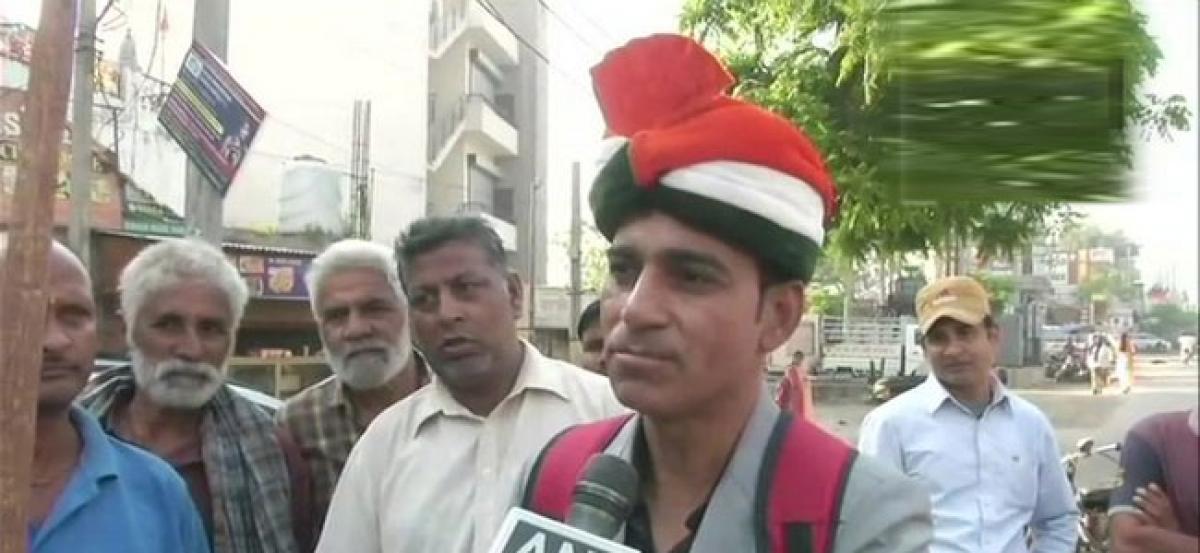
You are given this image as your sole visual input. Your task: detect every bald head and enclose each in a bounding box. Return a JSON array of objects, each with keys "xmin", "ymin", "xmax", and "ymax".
[
  {"xmin": 37, "ymin": 240, "xmax": 98, "ymax": 416},
  {"xmin": 49, "ymin": 240, "xmax": 90, "ymax": 283}
]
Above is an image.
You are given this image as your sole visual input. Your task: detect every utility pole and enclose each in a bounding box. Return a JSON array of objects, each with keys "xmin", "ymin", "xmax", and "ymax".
[
  {"xmin": 528, "ymin": 178, "xmax": 540, "ymax": 343},
  {"xmin": 68, "ymin": 0, "xmax": 96, "ymax": 267},
  {"xmin": 568, "ymin": 162, "xmax": 582, "ymax": 339},
  {"xmin": 0, "ymin": 1, "xmax": 78, "ymax": 550},
  {"xmin": 348, "ymin": 100, "xmax": 373, "ymax": 239},
  {"xmin": 184, "ymin": 0, "xmax": 230, "ymax": 245}
]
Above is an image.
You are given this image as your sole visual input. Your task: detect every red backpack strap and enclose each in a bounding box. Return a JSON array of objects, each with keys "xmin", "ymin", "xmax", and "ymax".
[
  {"xmin": 522, "ymin": 414, "xmax": 635, "ymax": 520},
  {"xmin": 756, "ymin": 413, "xmax": 856, "ymax": 553}
]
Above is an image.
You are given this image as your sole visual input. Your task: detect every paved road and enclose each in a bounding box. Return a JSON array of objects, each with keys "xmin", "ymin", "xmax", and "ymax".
[{"xmin": 814, "ymin": 355, "xmax": 1198, "ymax": 487}]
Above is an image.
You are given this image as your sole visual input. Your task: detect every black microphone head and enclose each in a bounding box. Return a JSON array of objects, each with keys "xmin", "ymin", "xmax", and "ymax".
[{"xmin": 567, "ymin": 453, "xmax": 640, "ymax": 537}]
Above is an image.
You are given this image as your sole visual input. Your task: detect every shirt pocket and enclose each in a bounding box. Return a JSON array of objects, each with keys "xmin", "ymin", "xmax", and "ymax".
[
  {"xmin": 904, "ymin": 431, "xmax": 973, "ymax": 498},
  {"xmin": 993, "ymin": 442, "xmax": 1039, "ymax": 509}
]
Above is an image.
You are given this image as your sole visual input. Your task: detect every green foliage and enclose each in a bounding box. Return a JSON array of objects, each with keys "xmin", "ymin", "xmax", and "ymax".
[
  {"xmin": 972, "ymin": 272, "xmax": 1017, "ymax": 314},
  {"xmin": 552, "ymin": 224, "xmax": 610, "ymax": 294},
  {"xmin": 1078, "ymin": 266, "xmax": 1140, "ymax": 304},
  {"xmin": 1142, "ymin": 303, "xmax": 1199, "ymax": 341},
  {"xmin": 680, "ymin": 0, "xmax": 1187, "ymax": 279},
  {"xmin": 807, "ymin": 284, "xmax": 846, "ymax": 316}
]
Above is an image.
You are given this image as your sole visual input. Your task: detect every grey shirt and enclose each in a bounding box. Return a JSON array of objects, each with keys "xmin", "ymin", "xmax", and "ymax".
[{"xmin": 594, "ymin": 389, "xmax": 932, "ymax": 553}]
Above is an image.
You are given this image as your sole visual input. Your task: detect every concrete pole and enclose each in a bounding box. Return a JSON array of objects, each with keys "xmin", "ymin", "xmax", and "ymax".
[
  {"xmin": 184, "ymin": 0, "xmax": 230, "ymax": 245},
  {"xmin": 568, "ymin": 162, "xmax": 581, "ymax": 338},
  {"xmin": 69, "ymin": 0, "xmax": 96, "ymax": 267}
]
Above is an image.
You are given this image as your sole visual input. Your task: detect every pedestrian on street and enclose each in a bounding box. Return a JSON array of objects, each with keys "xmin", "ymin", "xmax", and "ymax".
[
  {"xmin": 275, "ymin": 240, "xmax": 430, "ymax": 535},
  {"xmin": 1178, "ymin": 332, "xmax": 1196, "ymax": 366},
  {"xmin": 315, "ymin": 216, "xmax": 625, "ymax": 553},
  {"xmin": 1087, "ymin": 333, "xmax": 1117, "ymax": 395},
  {"xmin": 521, "ymin": 34, "xmax": 931, "ymax": 553},
  {"xmin": 1108, "ymin": 407, "xmax": 1199, "ymax": 553},
  {"xmin": 1115, "ymin": 332, "xmax": 1136, "ymax": 394},
  {"xmin": 6, "ymin": 241, "xmax": 209, "ymax": 553},
  {"xmin": 859, "ymin": 275, "xmax": 1079, "ymax": 553},
  {"xmin": 78, "ymin": 238, "xmax": 312, "ymax": 553},
  {"xmin": 576, "ymin": 299, "xmax": 606, "ymax": 374},
  {"xmin": 776, "ymin": 350, "xmax": 817, "ymax": 421}
]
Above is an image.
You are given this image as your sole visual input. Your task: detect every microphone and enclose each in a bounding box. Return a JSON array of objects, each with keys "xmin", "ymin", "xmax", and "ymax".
[
  {"xmin": 486, "ymin": 454, "xmax": 641, "ymax": 553},
  {"xmin": 566, "ymin": 454, "xmax": 641, "ymax": 539}
]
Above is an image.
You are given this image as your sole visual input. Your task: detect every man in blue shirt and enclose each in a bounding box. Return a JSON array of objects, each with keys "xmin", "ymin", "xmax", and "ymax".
[
  {"xmin": 13, "ymin": 240, "xmax": 208, "ymax": 553},
  {"xmin": 858, "ymin": 276, "xmax": 1079, "ymax": 553}
]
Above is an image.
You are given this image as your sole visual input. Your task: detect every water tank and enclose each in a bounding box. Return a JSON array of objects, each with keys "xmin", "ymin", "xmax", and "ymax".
[{"xmin": 279, "ymin": 156, "xmax": 344, "ymax": 235}]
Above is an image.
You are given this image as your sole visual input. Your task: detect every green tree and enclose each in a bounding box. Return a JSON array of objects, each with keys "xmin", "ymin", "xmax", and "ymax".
[
  {"xmin": 680, "ymin": 0, "xmax": 1188, "ymax": 283},
  {"xmin": 552, "ymin": 224, "xmax": 610, "ymax": 294},
  {"xmin": 1077, "ymin": 266, "xmax": 1141, "ymax": 304},
  {"xmin": 972, "ymin": 272, "xmax": 1018, "ymax": 314},
  {"xmin": 1142, "ymin": 303, "xmax": 1199, "ymax": 341}
]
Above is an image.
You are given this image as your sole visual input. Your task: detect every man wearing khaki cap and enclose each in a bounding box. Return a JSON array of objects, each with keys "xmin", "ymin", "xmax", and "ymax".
[{"xmin": 858, "ymin": 276, "xmax": 1079, "ymax": 553}]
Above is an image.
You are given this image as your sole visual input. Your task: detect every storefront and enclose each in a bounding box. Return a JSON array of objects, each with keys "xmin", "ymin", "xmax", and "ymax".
[{"xmin": 91, "ymin": 230, "xmax": 323, "ymax": 359}]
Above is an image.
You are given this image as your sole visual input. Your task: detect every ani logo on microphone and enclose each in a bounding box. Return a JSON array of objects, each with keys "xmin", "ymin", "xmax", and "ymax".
[{"xmin": 487, "ymin": 508, "xmax": 638, "ymax": 553}]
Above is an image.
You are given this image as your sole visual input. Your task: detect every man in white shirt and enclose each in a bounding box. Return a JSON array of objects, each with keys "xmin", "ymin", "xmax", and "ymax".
[
  {"xmin": 316, "ymin": 216, "xmax": 625, "ymax": 553},
  {"xmin": 1086, "ymin": 333, "xmax": 1116, "ymax": 395},
  {"xmin": 858, "ymin": 276, "xmax": 1079, "ymax": 553},
  {"xmin": 1178, "ymin": 333, "xmax": 1196, "ymax": 365}
]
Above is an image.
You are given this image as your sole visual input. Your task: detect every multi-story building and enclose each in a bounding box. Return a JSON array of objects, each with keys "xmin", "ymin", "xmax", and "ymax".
[{"xmin": 426, "ymin": 0, "xmax": 548, "ymax": 284}]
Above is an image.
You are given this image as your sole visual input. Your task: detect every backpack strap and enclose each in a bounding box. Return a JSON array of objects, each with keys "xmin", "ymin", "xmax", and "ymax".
[
  {"xmin": 756, "ymin": 413, "xmax": 856, "ymax": 553},
  {"xmin": 522, "ymin": 414, "xmax": 635, "ymax": 520}
]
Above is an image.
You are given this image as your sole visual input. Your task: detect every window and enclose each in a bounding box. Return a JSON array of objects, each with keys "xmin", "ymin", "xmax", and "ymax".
[
  {"xmin": 468, "ymin": 50, "xmax": 501, "ymax": 104},
  {"xmin": 467, "ymin": 157, "xmax": 500, "ymax": 212}
]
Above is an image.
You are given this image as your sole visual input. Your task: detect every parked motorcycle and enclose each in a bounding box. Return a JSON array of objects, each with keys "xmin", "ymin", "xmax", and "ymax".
[
  {"xmin": 1054, "ymin": 353, "xmax": 1090, "ymax": 383},
  {"xmin": 1061, "ymin": 437, "xmax": 1122, "ymax": 553},
  {"xmin": 1045, "ymin": 352, "xmax": 1067, "ymax": 379}
]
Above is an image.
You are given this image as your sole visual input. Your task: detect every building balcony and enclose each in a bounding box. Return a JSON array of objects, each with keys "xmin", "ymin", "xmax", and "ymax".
[
  {"xmin": 428, "ymin": 93, "xmax": 518, "ymax": 169},
  {"xmin": 429, "ymin": 0, "xmax": 519, "ymax": 66}
]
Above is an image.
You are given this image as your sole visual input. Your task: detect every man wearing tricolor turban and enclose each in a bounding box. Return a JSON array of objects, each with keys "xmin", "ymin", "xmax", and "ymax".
[{"xmin": 521, "ymin": 35, "xmax": 932, "ymax": 552}]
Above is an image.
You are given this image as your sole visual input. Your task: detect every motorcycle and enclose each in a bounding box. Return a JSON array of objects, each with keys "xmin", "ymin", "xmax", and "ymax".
[
  {"xmin": 1054, "ymin": 353, "xmax": 1090, "ymax": 383},
  {"xmin": 1061, "ymin": 437, "xmax": 1122, "ymax": 552}
]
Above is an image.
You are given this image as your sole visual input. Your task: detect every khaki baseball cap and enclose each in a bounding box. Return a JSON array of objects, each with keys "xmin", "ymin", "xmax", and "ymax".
[{"xmin": 915, "ymin": 276, "xmax": 991, "ymax": 334}]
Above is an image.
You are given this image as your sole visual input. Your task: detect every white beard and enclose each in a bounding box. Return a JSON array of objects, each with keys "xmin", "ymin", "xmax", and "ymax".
[
  {"xmin": 130, "ymin": 348, "xmax": 226, "ymax": 410},
  {"xmin": 325, "ymin": 327, "xmax": 414, "ymax": 391}
]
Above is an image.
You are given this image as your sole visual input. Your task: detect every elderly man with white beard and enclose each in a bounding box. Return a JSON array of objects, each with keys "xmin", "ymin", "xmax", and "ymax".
[
  {"xmin": 275, "ymin": 239, "xmax": 429, "ymax": 534},
  {"xmin": 79, "ymin": 238, "xmax": 313, "ymax": 553}
]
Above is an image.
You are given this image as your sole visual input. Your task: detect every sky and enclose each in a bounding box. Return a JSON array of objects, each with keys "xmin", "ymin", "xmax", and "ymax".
[{"xmin": 6, "ymin": 0, "xmax": 1197, "ymax": 301}]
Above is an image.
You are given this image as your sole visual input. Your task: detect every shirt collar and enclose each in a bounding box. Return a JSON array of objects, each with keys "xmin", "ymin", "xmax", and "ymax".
[
  {"xmin": 414, "ymin": 340, "xmax": 571, "ymax": 429},
  {"xmin": 916, "ymin": 373, "xmax": 1010, "ymax": 415},
  {"xmin": 69, "ymin": 406, "xmax": 120, "ymax": 483}
]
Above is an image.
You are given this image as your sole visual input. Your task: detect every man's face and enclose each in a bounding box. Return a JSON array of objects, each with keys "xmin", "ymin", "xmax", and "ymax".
[
  {"xmin": 39, "ymin": 246, "xmax": 99, "ymax": 414},
  {"xmin": 128, "ymin": 278, "xmax": 234, "ymax": 410},
  {"xmin": 316, "ymin": 267, "xmax": 412, "ymax": 390},
  {"xmin": 579, "ymin": 323, "xmax": 606, "ymax": 375},
  {"xmin": 601, "ymin": 213, "xmax": 801, "ymax": 419},
  {"xmin": 406, "ymin": 240, "xmax": 522, "ymax": 393},
  {"xmin": 922, "ymin": 317, "xmax": 999, "ymax": 392}
]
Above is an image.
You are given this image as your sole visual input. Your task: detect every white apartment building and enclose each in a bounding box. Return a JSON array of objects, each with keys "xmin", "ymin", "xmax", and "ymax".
[{"xmin": 427, "ymin": 0, "xmax": 549, "ymax": 281}]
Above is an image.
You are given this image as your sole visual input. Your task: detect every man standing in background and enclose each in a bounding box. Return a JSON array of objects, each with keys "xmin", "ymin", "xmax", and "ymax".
[{"xmin": 277, "ymin": 239, "xmax": 429, "ymax": 534}]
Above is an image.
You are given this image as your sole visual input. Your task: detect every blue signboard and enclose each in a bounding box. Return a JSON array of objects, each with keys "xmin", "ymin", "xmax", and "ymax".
[{"xmin": 159, "ymin": 41, "xmax": 265, "ymax": 196}]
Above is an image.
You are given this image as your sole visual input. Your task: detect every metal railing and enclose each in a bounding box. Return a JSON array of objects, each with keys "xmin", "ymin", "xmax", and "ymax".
[
  {"xmin": 821, "ymin": 316, "xmax": 907, "ymax": 345},
  {"xmin": 429, "ymin": 0, "xmax": 468, "ymax": 55},
  {"xmin": 427, "ymin": 94, "xmax": 468, "ymax": 163}
]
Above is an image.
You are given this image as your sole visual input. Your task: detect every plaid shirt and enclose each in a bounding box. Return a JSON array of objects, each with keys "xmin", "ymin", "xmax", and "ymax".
[{"xmin": 276, "ymin": 356, "xmax": 428, "ymax": 533}]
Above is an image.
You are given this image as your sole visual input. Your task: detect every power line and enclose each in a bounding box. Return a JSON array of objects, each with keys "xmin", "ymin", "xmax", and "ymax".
[
  {"xmin": 553, "ymin": 0, "xmax": 618, "ymax": 45},
  {"xmin": 266, "ymin": 115, "xmax": 425, "ymax": 181},
  {"xmin": 533, "ymin": 0, "xmax": 603, "ymax": 55},
  {"xmin": 472, "ymin": 0, "xmax": 593, "ymax": 95}
]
